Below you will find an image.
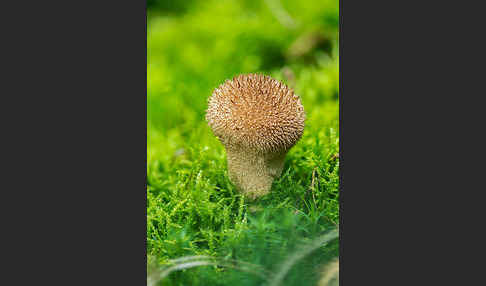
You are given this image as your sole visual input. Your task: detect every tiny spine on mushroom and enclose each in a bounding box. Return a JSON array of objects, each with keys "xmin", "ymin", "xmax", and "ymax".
[{"xmin": 206, "ymin": 73, "xmax": 305, "ymax": 199}]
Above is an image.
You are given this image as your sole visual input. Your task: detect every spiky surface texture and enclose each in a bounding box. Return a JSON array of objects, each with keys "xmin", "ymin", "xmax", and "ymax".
[
  {"xmin": 206, "ymin": 74, "xmax": 306, "ymax": 197},
  {"xmin": 206, "ymin": 74, "xmax": 306, "ymax": 153}
]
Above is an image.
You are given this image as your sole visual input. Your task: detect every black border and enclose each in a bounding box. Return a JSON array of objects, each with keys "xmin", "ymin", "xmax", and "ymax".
[{"xmin": 3, "ymin": 1, "xmax": 147, "ymax": 284}]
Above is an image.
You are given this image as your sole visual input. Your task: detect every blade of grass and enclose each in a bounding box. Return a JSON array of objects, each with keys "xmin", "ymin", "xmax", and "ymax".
[{"xmin": 268, "ymin": 229, "xmax": 338, "ymax": 286}]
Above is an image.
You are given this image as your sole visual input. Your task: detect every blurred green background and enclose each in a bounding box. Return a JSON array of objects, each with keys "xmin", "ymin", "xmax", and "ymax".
[{"xmin": 147, "ymin": 0, "xmax": 339, "ymax": 285}]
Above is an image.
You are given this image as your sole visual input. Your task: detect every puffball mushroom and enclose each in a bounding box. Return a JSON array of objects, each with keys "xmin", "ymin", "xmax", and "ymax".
[{"xmin": 206, "ymin": 74, "xmax": 305, "ymax": 199}]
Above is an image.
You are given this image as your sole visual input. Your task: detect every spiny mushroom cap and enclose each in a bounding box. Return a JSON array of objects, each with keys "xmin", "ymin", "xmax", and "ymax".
[{"xmin": 206, "ymin": 74, "xmax": 305, "ymax": 153}]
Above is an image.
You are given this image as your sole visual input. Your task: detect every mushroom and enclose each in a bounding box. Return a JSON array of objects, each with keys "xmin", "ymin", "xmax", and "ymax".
[{"xmin": 206, "ymin": 74, "xmax": 305, "ymax": 199}]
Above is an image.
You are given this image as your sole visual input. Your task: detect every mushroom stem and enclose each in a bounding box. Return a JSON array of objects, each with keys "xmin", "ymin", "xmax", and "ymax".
[{"xmin": 226, "ymin": 146, "xmax": 286, "ymax": 199}]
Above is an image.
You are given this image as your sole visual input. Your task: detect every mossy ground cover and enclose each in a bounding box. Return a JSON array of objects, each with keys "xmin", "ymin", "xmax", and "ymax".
[{"xmin": 147, "ymin": 1, "xmax": 339, "ymax": 285}]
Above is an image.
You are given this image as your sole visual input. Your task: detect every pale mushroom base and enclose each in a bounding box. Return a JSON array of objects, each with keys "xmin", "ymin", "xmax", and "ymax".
[{"xmin": 226, "ymin": 147, "xmax": 287, "ymax": 199}]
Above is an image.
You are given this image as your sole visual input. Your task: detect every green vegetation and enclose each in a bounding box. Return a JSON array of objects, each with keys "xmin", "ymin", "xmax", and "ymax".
[{"xmin": 147, "ymin": 0, "xmax": 339, "ymax": 285}]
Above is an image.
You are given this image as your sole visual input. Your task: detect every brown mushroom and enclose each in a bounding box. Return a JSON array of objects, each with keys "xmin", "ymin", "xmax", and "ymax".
[{"xmin": 206, "ymin": 74, "xmax": 305, "ymax": 199}]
